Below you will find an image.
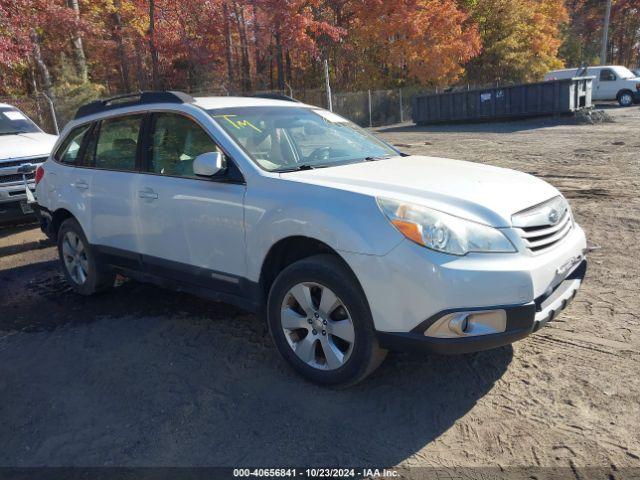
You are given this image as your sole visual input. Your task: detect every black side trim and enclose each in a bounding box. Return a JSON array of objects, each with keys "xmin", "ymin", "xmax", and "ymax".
[
  {"xmin": 377, "ymin": 327, "xmax": 533, "ymax": 355},
  {"xmin": 93, "ymin": 245, "xmax": 261, "ymax": 312},
  {"xmin": 94, "ymin": 245, "xmax": 142, "ymax": 271}
]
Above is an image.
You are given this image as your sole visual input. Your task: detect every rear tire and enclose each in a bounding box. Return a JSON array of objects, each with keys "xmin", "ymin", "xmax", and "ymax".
[
  {"xmin": 57, "ymin": 218, "xmax": 114, "ymax": 296},
  {"xmin": 267, "ymin": 254, "xmax": 387, "ymax": 386},
  {"xmin": 618, "ymin": 90, "xmax": 634, "ymax": 107}
]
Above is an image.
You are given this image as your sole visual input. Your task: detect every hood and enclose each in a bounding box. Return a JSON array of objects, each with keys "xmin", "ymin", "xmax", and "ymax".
[
  {"xmin": 0, "ymin": 132, "xmax": 58, "ymax": 161},
  {"xmin": 281, "ymin": 155, "xmax": 560, "ymax": 227}
]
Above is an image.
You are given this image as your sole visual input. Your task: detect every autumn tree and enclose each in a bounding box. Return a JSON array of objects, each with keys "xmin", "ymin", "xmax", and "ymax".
[
  {"xmin": 343, "ymin": 0, "xmax": 481, "ymax": 88},
  {"xmin": 461, "ymin": 0, "xmax": 568, "ymax": 83},
  {"xmin": 561, "ymin": 0, "xmax": 640, "ymax": 68}
]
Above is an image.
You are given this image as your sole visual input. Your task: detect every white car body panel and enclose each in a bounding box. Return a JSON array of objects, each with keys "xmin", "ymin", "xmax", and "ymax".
[
  {"xmin": 280, "ymin": 156, "xmax": 559, "ymax": 227},
  {"xmin": 0, "ymin": 132, "xmax": 58, "ymax": 160},
  {"xmin": 135, "ymin": 174, "xmax": 247, "ymax": 278}
]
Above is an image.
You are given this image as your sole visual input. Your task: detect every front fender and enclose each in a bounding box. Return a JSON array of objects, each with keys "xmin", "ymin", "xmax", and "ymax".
[{"xmin": 243, "ymin": 176, "xmax": 403, "ymax": 281}]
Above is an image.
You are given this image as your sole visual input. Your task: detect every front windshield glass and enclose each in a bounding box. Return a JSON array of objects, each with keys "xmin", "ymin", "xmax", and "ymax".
[
  {"xmin": 0, "ymin": 106, "xmax": 41, "ymax": 135},
  {"xmin": 208, "ymin": 106, "xmax": 397, "ymax": 171},
  {"xmin": 615, "ymin": 66, "xmax": 636, "ymax": 79}
]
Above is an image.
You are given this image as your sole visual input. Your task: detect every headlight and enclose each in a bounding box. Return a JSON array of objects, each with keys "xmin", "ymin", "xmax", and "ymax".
[{"xmin": 377, "ymin": 198, "xmax": 516, "ymax": 255}]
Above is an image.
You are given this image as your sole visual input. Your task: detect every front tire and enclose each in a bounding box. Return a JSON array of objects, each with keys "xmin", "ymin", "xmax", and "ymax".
[
  {"xmin": 267, "ymin": 254, "xmax": 387, "ymax": 386},
  {"xmin": 618, "ymin": 90, "xmax": 634, "ymax": 107},
  {"xmin": 57, "ymin": 218, "xmax": 114, "ymax": 296}
]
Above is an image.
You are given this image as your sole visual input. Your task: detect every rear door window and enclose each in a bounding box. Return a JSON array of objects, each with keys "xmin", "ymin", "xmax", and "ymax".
[
  {"xmin": 55, "ymin": 123, "xmax": 92, "ymax": 165},
  {"xmin": 92, "ymin": 115, "xmax": 143, "ymax": 171}
]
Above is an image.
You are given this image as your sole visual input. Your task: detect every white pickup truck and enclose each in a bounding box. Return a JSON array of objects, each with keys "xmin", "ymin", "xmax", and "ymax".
[
  {"xmin": 0, "ymin": 103, "xmax": 57, "ymax": 223},
  {"xmin": 545, "ymin": 65, "xmax": 640, "ymax": 107}
]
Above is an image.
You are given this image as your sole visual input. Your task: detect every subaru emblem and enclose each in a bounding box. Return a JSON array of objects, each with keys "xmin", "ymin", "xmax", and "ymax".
[{"xmin": 548, "ymin": 209, "xmax": 559, "ymax": 224}]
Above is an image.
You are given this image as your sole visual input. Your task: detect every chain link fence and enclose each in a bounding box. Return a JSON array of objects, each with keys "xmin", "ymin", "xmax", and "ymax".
[{"xmin": 2, "ymin": 86, "xmax": 434, "ymax": 134}]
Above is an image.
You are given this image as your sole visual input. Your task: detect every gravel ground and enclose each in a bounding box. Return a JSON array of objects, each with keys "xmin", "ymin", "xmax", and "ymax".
[{"xmin": 1, "ymin": 106, "xmax": 639, "ymax": 472}]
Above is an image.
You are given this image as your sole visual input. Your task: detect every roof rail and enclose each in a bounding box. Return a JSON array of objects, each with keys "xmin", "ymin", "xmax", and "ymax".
[
  {"xmin": 74, "ymin": 91, "xmax": 195, "ymax": 119},
  {"xmin": 250, "ymin": 93, "xmax": 299, "ymax": 102}
]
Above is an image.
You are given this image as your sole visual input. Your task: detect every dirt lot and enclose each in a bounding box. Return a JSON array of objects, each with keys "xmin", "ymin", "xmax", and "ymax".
[{"xmin": 1, "ymin": 106, "xmax": 639, "ymax": 472}]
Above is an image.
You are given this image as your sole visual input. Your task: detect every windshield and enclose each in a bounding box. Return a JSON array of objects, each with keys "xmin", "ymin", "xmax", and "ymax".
[
  {"xmin": 208, "ymin": 106, "xmax": 397, "ymax": 171},
  {"xmin": 0, "ymin": 106, "xmax": 41, "ymax": 135},
  {"xmin": 615, "ymin": 66, "xmax": 637, "ymax": 79}
]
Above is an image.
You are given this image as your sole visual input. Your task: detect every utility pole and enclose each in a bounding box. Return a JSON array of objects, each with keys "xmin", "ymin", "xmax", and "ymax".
[
  {"xmin": 600, "ymin": 0, "xmax": 612, "ymax": 65},
  {"xmin": 324, "ymin": 59, "xmax": 333, "ymax": 112}
]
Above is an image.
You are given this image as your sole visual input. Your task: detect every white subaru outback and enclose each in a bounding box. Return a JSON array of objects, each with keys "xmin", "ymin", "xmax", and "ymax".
[{"xmin": 35, "ymin": 92, "xmax": 588, "ymax": 385}]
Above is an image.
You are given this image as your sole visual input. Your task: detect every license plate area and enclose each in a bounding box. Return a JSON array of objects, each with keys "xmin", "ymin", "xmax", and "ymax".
[{"xmin": 20, "ymin": 200, "xmax": 34, "ymax": 214}]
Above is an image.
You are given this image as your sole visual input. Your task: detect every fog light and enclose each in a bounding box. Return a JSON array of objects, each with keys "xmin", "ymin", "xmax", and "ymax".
[
  {"xmin": 449, "ymin": 314, "xmax": 470, "ymax": 335},
  {"xmin": 424, "ymin": 309, "xmax": 507, "ymax": 338}
]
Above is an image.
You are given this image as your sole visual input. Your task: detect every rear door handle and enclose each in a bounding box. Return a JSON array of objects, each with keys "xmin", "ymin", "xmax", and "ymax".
[
  {"xmin": 72, "ymin": 180, "xmax": 89, "ymax": 190},
  {"xmin": 138, "ymin": 189, "xmax": 158, "ymax": 200}
]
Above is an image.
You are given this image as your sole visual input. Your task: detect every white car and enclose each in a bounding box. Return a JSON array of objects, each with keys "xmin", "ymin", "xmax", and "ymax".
[
  {"xmin": 35, "ymin": 92, "xmax": 588, "ymax": 385},
  {"xmin": 0, "ymin": 103, "xmax": 57, "ymax": 223},
  {"xmin": 545, "ymin": 65, "xmax": 640, "ymax": 106}
]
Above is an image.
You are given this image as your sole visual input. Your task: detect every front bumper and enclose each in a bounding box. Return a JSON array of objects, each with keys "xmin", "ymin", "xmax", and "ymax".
[
  {"xmin": 0, "ymin": 196, "xmax": 36, "ymax": 223},
  {"xmin": 376, "ymin": 260, "xmax": 586, "ymax": 354},
  {"xmin": 344, "ymin": 224, "xmax": 587, "ymax": 331}
]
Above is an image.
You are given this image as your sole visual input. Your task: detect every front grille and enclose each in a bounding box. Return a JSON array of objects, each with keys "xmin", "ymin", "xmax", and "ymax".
[
  {"xmin": 0, "ymin": 172, "xmax": 35, "ymax": 184},
  {"xmin": 0, "ymin": 156, "xmax": 47, "ymax": 169},
  {"xmin": 0, "ymin": 156, "xmax": 46, "ymax": 186},
  {"xmin": 512, "ymin": 196, "xmax": 573, "ymax": 253},
  {"xmin": 517, "ymin": 210, "xmax": 573, "ymax": 252}
]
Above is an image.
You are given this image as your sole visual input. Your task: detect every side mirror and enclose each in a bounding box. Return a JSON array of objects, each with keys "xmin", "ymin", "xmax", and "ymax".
[{"xmin": 193, "ymin": 151, "xmax": 224, "ymax": 177}]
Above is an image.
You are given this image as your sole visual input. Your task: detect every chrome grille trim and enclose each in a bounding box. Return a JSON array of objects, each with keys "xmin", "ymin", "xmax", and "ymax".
[
  {"xmin": 516, "ymin": 209, "xmax": 571, "ymax": 239},
  {"xmin": 522, "ymin": 218, "xmax": 572, "ymax": 251},
  {"xmin": 512, "ymin": 196, "xmax": 574, "ymax": 253},
  {"xmin": 0, "ymin": 156, "xmax": 47, "ymax": 186}
]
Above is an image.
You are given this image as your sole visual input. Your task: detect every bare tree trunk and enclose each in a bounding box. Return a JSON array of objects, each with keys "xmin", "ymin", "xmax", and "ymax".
[
  {"xmin": 148, "ymin": 0, "xmax": 162, "ymax": 89},
  {"xmin": 285, "ymin": 50, "xmax": 292, "ymax": 88},
  {"xmin": 134, "ymin": 37, "xmax": 148, "ymax": 90},
  {"xmin": 251, "ymin": 0, "xmax": 264, "ymax": 88},
  {"xmin": 112, "ymin": 0, "xmax": 131, "ymax": 92},
  {"xmin": 223, "ymin": 1, "xmax": 234, "ymax": 92},
  {"xmin": 232, "ymin": 0, "xmax": 251, "ymax": 92},
  {"xmin": 28, "ymin": 65, "xmax": 45, "ymax": 127},
  {"xmin": 30, "ymin": 29, "xmax": 54, "ymax": 101},
  {"xmin": 274, "ymin": 30, "xmax": 284, "ymax": 90},
  {"xmin": 67, "ymin": 0, "xmax": 88, "ymax": 82}
]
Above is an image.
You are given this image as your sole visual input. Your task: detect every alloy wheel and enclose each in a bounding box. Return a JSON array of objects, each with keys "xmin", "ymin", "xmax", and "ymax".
[
  {"xmin": 280, "ymin": 282, "xmax": 355, "ymax": 370},
  {"xmin": 62, "ymin": 231, "xmax": 89, "ymax": 285}
]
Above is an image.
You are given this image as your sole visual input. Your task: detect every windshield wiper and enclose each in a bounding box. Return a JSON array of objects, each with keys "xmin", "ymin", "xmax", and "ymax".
[
  {"xmin": 363, "ymin": 154, "xmax": 394, "ymax": 161},
  {"xmin": 276, "ymin": 164, "xmax": 315, "ymax": 172},
  {"xmin": 0, "ymin": 130, "xmax": 28, "ymax": 136},
  {"xmin": 276, "ymin": 163, "xmax": 340, "ymax": 172}
]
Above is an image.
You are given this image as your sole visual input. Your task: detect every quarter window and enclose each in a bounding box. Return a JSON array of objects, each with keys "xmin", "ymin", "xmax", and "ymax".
[
  {"xmin": 148, "ymin": 113, "xmax": 223, "ymax": 178},
  {"xmin": 93, "ymin": 115, "xmax": 143, "ymax": 171},
  {"xmin": 55, "ymin": 124, "xmax": 92, "ymax": 165}
]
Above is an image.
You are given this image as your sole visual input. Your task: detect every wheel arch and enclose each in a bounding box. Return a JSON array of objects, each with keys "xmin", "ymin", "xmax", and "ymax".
[
  {"xmin": 617, "ymin": 89, "xmax": 634, "ymax": 103},
  {"xmin": 258, "ymin": 235, "xmax": 362, "ymax": 302},
  {"xmin": 50, "ymin": 208, "xmax": 76, "ymax": 239}
]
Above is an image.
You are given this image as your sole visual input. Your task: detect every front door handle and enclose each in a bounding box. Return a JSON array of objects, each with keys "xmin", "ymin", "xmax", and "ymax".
[
  {"xmin": 72, "ymin": 180, "xmax": 89, "ymax": 190},
  {"xmin": 138, "ymin": 189, "xmax": 158, "ymax": 200}
]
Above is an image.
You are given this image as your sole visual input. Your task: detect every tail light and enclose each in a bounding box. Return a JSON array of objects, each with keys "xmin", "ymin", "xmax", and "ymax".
[{"xmin": 35, "ymin": 165, "xmax": 45, "ymax": 185}]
